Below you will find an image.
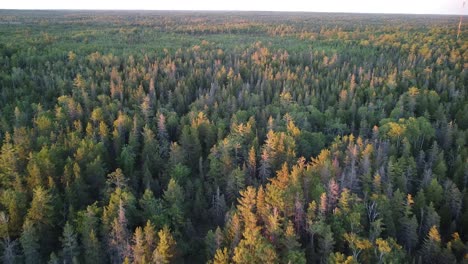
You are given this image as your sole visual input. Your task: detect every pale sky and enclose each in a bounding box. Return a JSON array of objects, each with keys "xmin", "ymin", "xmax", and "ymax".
[{"xmin": 0, "ymin": 0, "xmax": 466, "ymax": 15}]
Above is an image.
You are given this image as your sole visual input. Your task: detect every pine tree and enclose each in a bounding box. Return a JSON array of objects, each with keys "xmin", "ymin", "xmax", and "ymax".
[
  {"xmin": 163, "ymin": 179, "xmax": 185, "ymax": 231},
  {"xmin": 397, "ymin": 194, "xmax": 418, "ymax": 254},
  {"xmin": 258, "ymin": 149, "xmax": 271, "ymax": 182},
  {"xmin": 421, "ymin": 202, "xmax": 440, "ymax": 239},
  {"xmin": 108, "ymin": 199, "xmax": 130, "ymax": 264},
  {"xmin": 319, "ymin": 192, "xmax": 327, "ymax": 216},
  {"xmin": 132, "ymin": 227, "xmax": 146, "ymax": 264},
  {"xmin": 180, "ymin": 125, "xmax": 202, "ymax": 170},
  {"xmin": 226, "ymin": 167, "xmax": 246, "ymax": 203},
  {"xmin": 118, "ymin": 145, "xmax": 136, "ymax": 187},
  {"xmin": 205, "ymin": 229, "xmax": 218, "ymax": 260},
  {"xmin": 265, "ymin": 207, "xmax": 282, "ymax": 244},
  {"xmin": 294, "ymin": 195, "xmax": 305, "ymax": 235},
  {"xmin": 1, "ymin": 189, "xmax": 26, "ymax": 238},
  {"xmin": 78, "ymin": 203, "xmax": 102, "ymax": 264},
  {"xmin": 139, "ymin": 189, "xmax": 165, "ymax": 229},
  {"xmin": 419, "ymin": 226, "xmax": 444, "ymax": 263},
  {"xmin": 143, "ymin": 221, "xmax": 157, "ymax": 262},
  {"xmin": 152, "ymin": 226, "xmax": 176, "ymax": 264},
  {"xmin": 26, "ymin": 187, "xmax": 54, "ymax": 227},
  {"xmin": 232, "ymin": 186, "xmax": 278, "ymax": 263},
  {"xmin": 60, "ymin": 222, "xmax": 78, "ymax": 264},
  {"xmin": 140, "ymin": 94, "xmax": 153, "ymax": 124},
  {"xmin": 270, "ymin": 162, "xmax": 290, "ymax": 190},
  {"xmin": 256, "ymin": 186, "xmax": 267, "ymax": 224},
  {"xmin": 106, "ymin": 168, "xmax": 128, "ymax": 191},
  {"xmin": 0, "ymin": 133, "xmax": 18, "ymax": 189},
  {"xmin": 141, "ymin": 126, "xmax": 161, "ymax": 189},
  {"xmin": 211, "ymin": 187, "xmax": 227, "ymax": 226},
  {"xmin": 316, "ymin": 222, "xmax": 335, "ymax": 262},
  {"xmin": 1, "ymin": 236, "xmax": 18, "ymax": 264},
  {"xmin": 327, "ymin": 179, "xmax": 340, "ymax": 213},
  {"xmin": 156, "ymin": 113, "xmax": 170, "ymax": 160},
  {"xmin": 225, "ymin": 213, "xmax": 241, "ymax": 251},
  {"xmin": 103, "ymin": 188, "xmax": 137, "ymax": 235},
  {"xmin": 444, "ymin": 180, "xmax": 462, "ymax": 220},
  {"xmin": 282, "ymin": 221, "xmax": 306, "ymax": 264},
  {"xmin": 247, "ymin": 146, "xmax": 257, "ymax": 185},
  {"xmin": 212, "ymin": 247, "xmax": 229, "ymax": 264},
  {"xmin": 237, "ymin": 187, "xmax": 257, "ymax": 231},
  {"xmin": 232, "ymin": 230, "xmax": 278, "ymax": 264},
  {"xmin": 24, "ymin": 186, "xmax": 55, "ymax": 256},
  {"xmin": 20, "ymin": 221, "xmax": 40, "ymax": 264},
  {"xmin": 84, "ymin": 230, "xmax": 101, "ymax": 264}
]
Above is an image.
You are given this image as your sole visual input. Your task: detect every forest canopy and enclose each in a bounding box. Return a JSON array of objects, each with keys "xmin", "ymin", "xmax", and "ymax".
[{"xmin": 0, "ymin": 10, "xmax": 467, "ymax": 264}]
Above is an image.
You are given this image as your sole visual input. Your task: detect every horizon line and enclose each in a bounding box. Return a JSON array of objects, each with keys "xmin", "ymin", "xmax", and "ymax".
[{"xmin": 0, "ymin": 9, "xmax": 466, "ymax": 16}]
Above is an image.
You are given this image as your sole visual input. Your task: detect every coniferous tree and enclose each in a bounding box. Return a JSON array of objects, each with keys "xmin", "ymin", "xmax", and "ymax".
[
  {"xmin": 0, "ymin": 12, "xmax": 466, "ymax": 264},
  {"xmin": 78, "ymin": 203, "xmax": 102, "ymax": 264},
  {"xmin": 132, "ymin": 227, "xmax": 146, "ymax": 264},
  {"xmin": 1, "ymin": 236, "xmax": 18, "ymax": 264},
  {"xmin": 20, "ymin": 221, "xmax": 40, "ymax": 264},
  {"xmin": 153, "ymin": 226, "xmax": 176, "ymax": 264},
  {"xmin": 60, "ymin": 222, "xmax": 79, "ymax": 264},
  {"xmin": 108, "ymin": 199, "xmax": 131, "ymax": 264}
]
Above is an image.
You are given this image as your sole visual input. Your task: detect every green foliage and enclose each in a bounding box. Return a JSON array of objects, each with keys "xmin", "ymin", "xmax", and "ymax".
[
  {"xmin": 20, "ymin": 221, "xmax": 40, "ymax": 264},
  {"xmin": 163, "ymin": 179, "xmax": 185, "ymax": 231},
  {"xmin": 60, "ymin": 222, "xmax": 79, "ymax": 264},
  {"xmin": 0, "ymin": 10, "xmax": 466, "ymax": 264},
  {"xmin": 298, "ymin": 131, "xmax": 326, "ymax": 158}
]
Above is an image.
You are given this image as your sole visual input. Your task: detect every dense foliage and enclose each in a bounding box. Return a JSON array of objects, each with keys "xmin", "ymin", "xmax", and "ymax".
[{"xmin": 0, "ymin": 10, "xmax": 467, "ymax": 263}]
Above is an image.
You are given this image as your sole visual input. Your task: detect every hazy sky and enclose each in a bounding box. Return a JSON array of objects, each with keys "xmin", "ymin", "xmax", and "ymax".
[{"xmin": 1, "ymin": 0, "xmax": 466, "ymax": 15}]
